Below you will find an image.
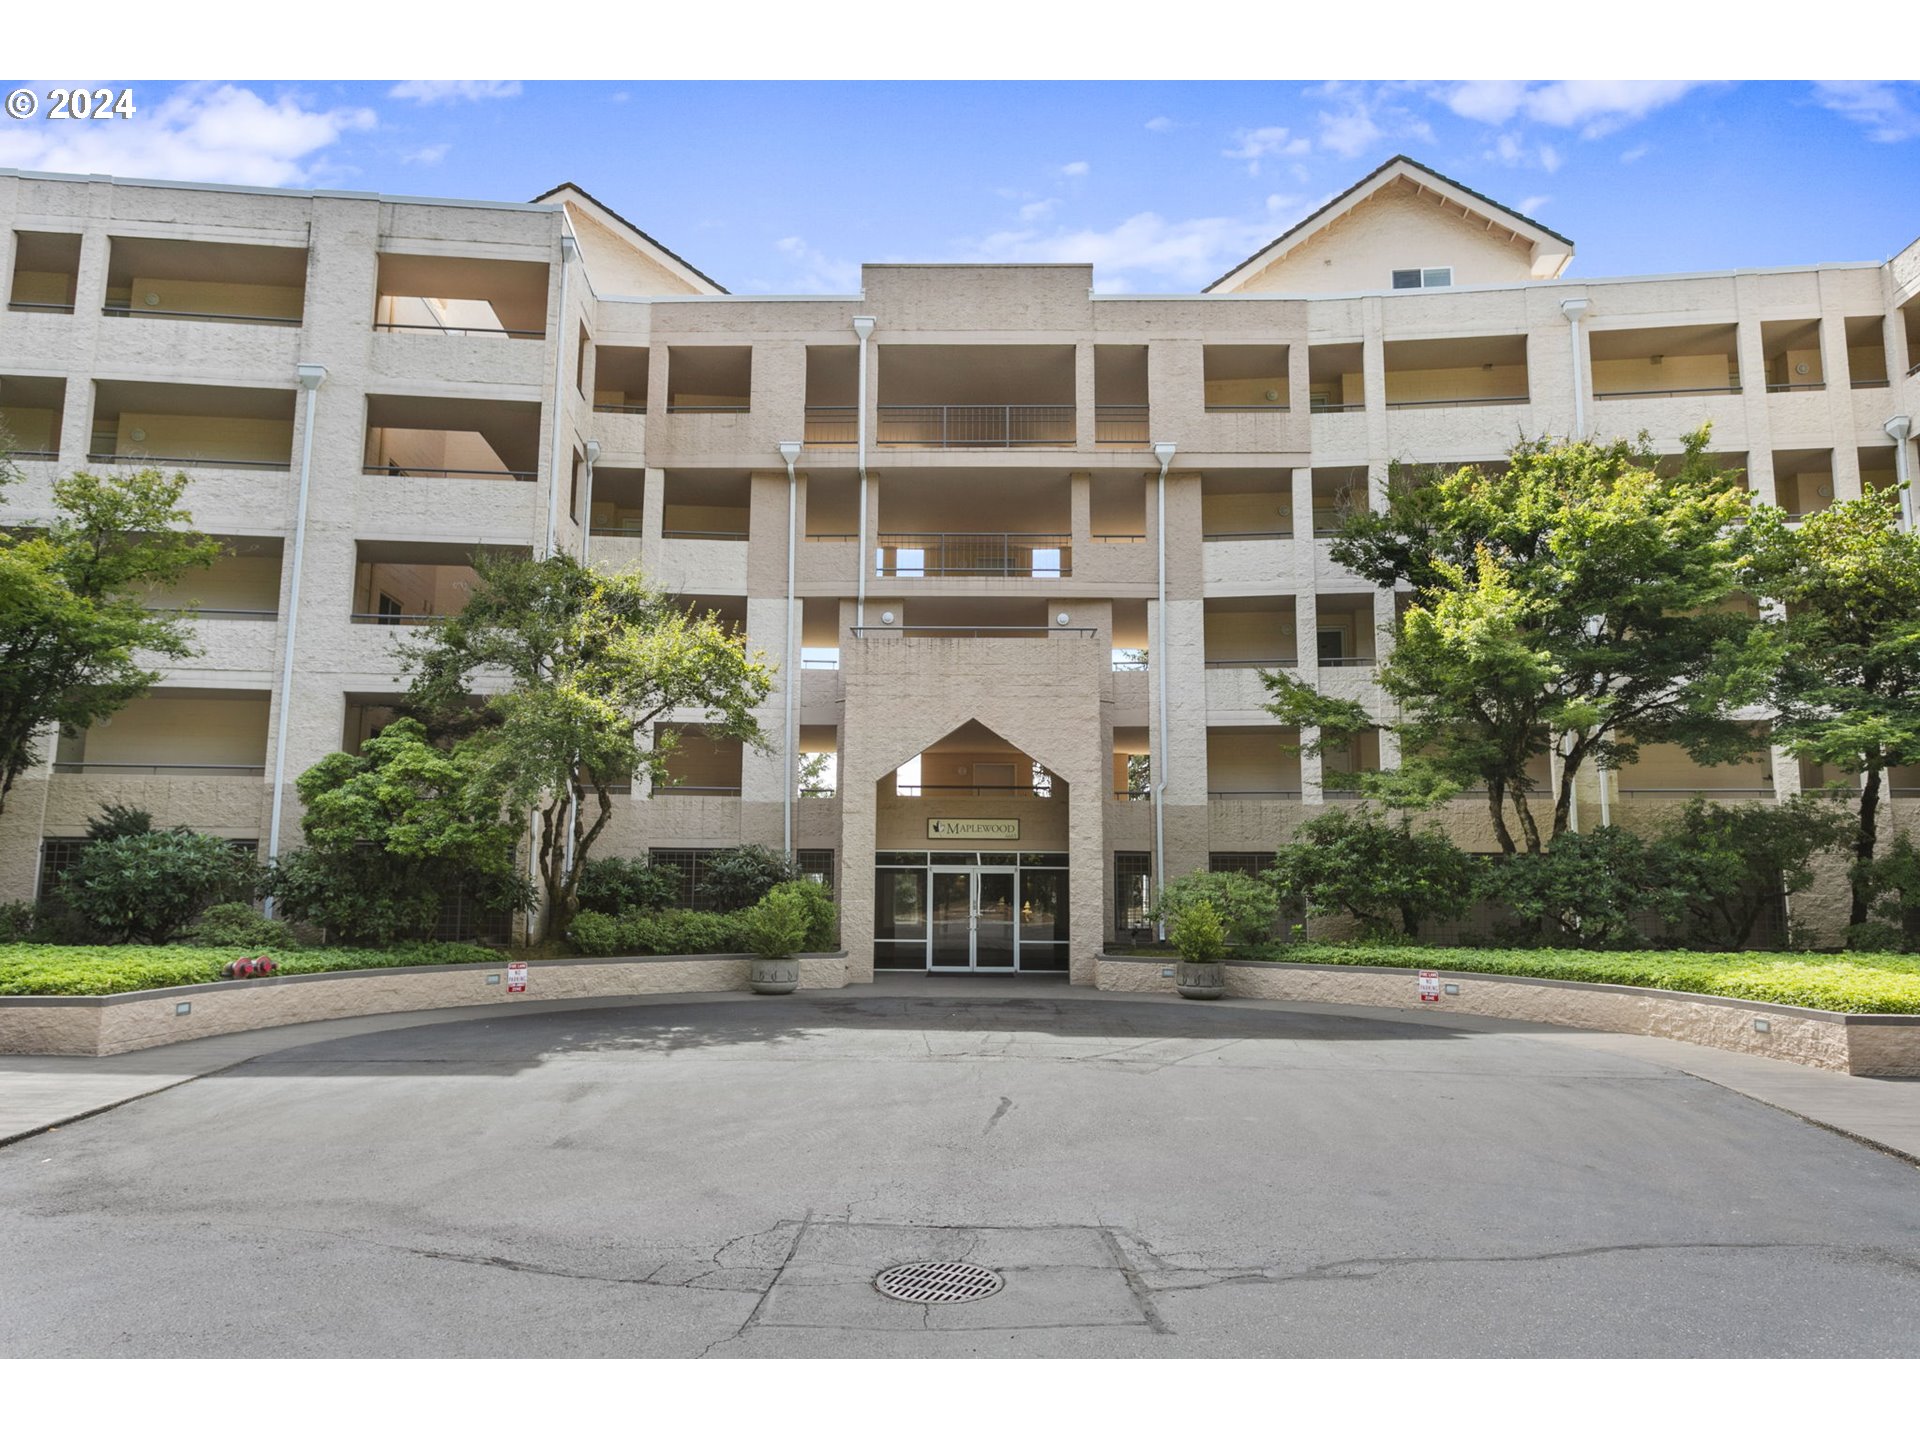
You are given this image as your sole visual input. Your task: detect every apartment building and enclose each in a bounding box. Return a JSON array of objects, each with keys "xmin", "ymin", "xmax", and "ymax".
[{"xmin": 1, "ymin": 155, "xmax": 1916, "ymax": 978}]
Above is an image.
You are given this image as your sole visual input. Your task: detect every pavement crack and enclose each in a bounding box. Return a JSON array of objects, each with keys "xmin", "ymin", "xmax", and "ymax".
[{"xmin": 983, "ymin": 1096, "xmax": 1014, "ymax": 1135}]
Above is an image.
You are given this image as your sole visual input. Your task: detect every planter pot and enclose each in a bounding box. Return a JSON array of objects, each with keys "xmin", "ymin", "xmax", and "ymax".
[
  {"xmin": 749, "ymin": 957, "xmax": 800, "ymax": 995},
  {"xmin": 1175, "ymin": 960, "xmax": 1226, "ymax": 1000}
]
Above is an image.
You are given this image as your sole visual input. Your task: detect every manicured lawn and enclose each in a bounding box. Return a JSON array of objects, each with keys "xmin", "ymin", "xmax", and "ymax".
[
  {"xmin": 0, "ymin": 942, "xmax": 499, "ymax": 997},
  {"xmin": 1231, "ymin": 943, "xmax": 1920, "ymax": 1015}
]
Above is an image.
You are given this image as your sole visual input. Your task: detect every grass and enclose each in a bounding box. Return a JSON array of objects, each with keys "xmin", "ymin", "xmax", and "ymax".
[
  {"xmin": 1196, "ymin": 942, "xmax": 1920, "ymax": 1015},
  {"xmin": 0, "ymin": 942, "xmax": 500, "ymax": 998}
]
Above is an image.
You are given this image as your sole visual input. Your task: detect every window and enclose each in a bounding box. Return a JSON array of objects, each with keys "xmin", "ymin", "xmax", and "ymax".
[
  {"xmin": 1391, "ymin": 267, "xmax": 1453, "ymax": 290},
  {"xmin": 377, "ymin": 593, "xmax": 404, "ymax": 624},
  {"xmin": 576, "ymin": 327, "xmax": 592, "ymax": 397},
  {"xmin": 1316, "ymin": 629, "xmax": 1346, "ymax": 662},
  {"xmin": 797, "ymin": 849, "xmax": 835, "ymax": 894},
  {"xmin": 1114, "ymin": 851, "xmax": 1153, "ymax": 935}
]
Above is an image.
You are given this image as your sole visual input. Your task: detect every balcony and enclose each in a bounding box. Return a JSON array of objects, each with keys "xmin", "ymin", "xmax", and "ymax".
[
  {"xmin": 653, "ymin": 723, "xmax": 744, "ymax": 796},
  {"xmin": 592, "ymin": 344, "xmax": 649, "ymax": 412},
  {"xmin": 1311, "ymin": 468, "xmax": 1369, "ymax": 537},
  {"xmin": 1204, "ymin": 595, "xmax": 1298, "ymax": 669},
  {"xmin": 88, "ymin": 379, "xmax": 295, "ymax": 471},
  {"xmin": 53, "ymin": 689, "xmax": 270, "ymax": 777},
  {"xmin": 350, "ymin": 541, "xmax": 527, "ymax": 626},
  {"xmin": 1384, "ymin": 335, "xmax": 1528, "ymax": 409},
  {"xmin": 1772, "ymin": 449, "xmax": 1834, "ymax": 520},
  {"xmin": 1591, "ymin": 323, "xmax": 1740, "ymax": 400},
  {"xmin": 363, "ymin": 393, "xmax": 540, "ymax": 482},
  {"xmin": 1207, "ymin": 726, "xmax": 1303, "ymax": 801},
  {"xmin": 137, "ymin": 536, "xmax": 282, "ymax": 623},
  {"xmin": 874, "ymin": 532, "xmax": 1070, "ymax": 579},
  {"xmin": 0, "ymin": 374, "xmax": 65, "ymax": 459},
  {"xmin": 877, "ymin": 344, "xmax": 1074, "ymax": 449},
  {"xmin": 587, "ymin": 466, "xmax": 646, "ymax": 538},
  {"xmin": 104, "ymin": 235, "xmax": 306, "ymax": 326},
  {"xmin": 878, "ymin": 404, "xmax": 1073, "ymax": 448},
  {"xmin": 372, "ymin": 252, "xmax": 549, "ymax": 339},
  {"xmin": 1761, "ymin": 318, "xmax": 1824, "ymax": 394},
  {"xmin": 1308, "ymin": 342, "xmax": 1365, "ymax": 413},
  {"xmin": 1203, "ymin": 345, "xmax": 1289, "ymax": 411},
  {"xmin": 8, "ymin": 231, "xmax": 80, "ymax": 314},
  {"xmin": 1316, "ymin": 593, "xmax": 1379, "ymax": 669},
  {"xmin": 665, "ymin": 346, "xmax": 751, "ymax": 414},
  {"xmin": 662, "ymin": 470, "xmax": 749, "ymax": 540},
  {"xmin": 1845, "ymin": 316, "xmax": 1890, "ymax": 389}
]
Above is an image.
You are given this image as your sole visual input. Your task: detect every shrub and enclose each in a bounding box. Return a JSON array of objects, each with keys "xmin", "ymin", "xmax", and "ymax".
[
  {"xmin": 1855, "ymin": 834, "xmax": 1920, "ymax": 953},
  {"xmin": 85, "ymin": 804, "xmax": 153, "ymax": 842},
  {"xmin": 1268, "ymin": 807, "xmax": 1477, "ymax": 938},
  {"xmin": 1170, "ymin": 899, "xmax": 1226, "ymax": 963},
  {"xmin": 1482, "ymin": 827, "xmax": 1682, "ymax": 949},
  {"xmin": 695, "ymin": 846, "xmax": 801, "ymax": 911},
  {"xmin": 62, "ymin": 829, "xmax": 259, "ymax": 944},
  {"xmin": 1655, "ymin": 797, "xmax": 1853, "ymax": 950},
  {"xmin": 576, "ymin": 856, "xmax": 680, "ymax": 916},
  {"xmin": 181, "ymin": 901, "xmax": 300, "ymax": 950},
  {"xmin": 568, "ymin": 907, "xmax": 747, "ymax": 957},
  {"xmin": 0, "ymin": 901, "xmax": 35, "ymax": 943},
  {"xmin": 741, "ymin": 887, "xmax": 811, "ymax": 959},
  {"xmin": 764, "ymin": 879, "xmax": 836, "ymax": 950},
  {"xmin": 0, "ymin": 941, "xmax": 497, "ymax": 997},
  {"xmin": 265, "ymin": 848, "xmax": 531, "ymax": 947},
  {"xmin": 1152, "ymin": 870, "xmax": 1279, "ymax": 947}
]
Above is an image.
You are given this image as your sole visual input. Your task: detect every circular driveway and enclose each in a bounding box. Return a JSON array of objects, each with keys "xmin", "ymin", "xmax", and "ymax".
[{"xmin": 3, "ymin": 988, "xmax": 1919, "ymax": 1357}]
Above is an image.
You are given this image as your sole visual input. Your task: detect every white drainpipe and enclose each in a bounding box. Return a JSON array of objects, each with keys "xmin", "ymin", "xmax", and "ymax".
[
  {"xmin": 779, "ymin": 440, "xmax": 803, "ymax": 856},
  {"xmin": 1151, "ymin": 441, "xmax": 1177, "ymax": 936},
  {"xmin": 1560, "ymin": 296, "xmax": 1591, "ymax": 439},
  {"xmin": 853, "ymin": 315, "xmax": 876, "ymax": 626},
  {"xmin": 542, "ymin": 229, "xmax": 579, "ymax": 558},
  {"xmin": 1887, "ymin": 416, "xmax": 1914, "ymax": 531},
  {"xmin": 264, "ymin": 362, "xmax": 328, "ymax": 913}
]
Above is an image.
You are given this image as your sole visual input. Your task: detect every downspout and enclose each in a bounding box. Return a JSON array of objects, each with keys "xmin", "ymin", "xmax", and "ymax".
[
  {"xmin": 779, "ymin": 440, "xmax": 803, "ymax": 857},
  {"xmin": 1151, "ymin": 441, "xmax": 1177, "ymax": 937},
  {"xmin": 264, "ymin": 362, "xmax": 328, "ymax": 914},
  {"xmin": 853, "ymin": 315, "xmax": 876, "ymax": 625},
  {"xmin": 1887, "ymin": 416, "xmax": 1914, "ymax": 532},
  {"xmin": 542, "ymin": 229, "xmax": 580, "ymax": 558}
]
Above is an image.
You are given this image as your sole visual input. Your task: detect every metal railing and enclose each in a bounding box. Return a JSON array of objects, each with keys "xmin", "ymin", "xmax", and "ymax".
[
  {"xmin": 804, "ymin": 406, "xmax": 857, "ymax": 446},
  {"xmin": 1203, "ymin": 529, "xmax": 1292, "ymax": 541},
  {"xmin": 53, "ymin": 761, "xmax": 265, "ymax": 776},
  {"xmin": 653, "ymin": 784, "xmax": 743, "ymax": 796},
  {"xmin": 589, "ymin": 520, "xmax": 645, "ymax": 536},
  {"xmin": 878, "ymin": 404, "xmax": 1074, "ymax": 448},
  {"xmin": 1616, "ymin": 787, "xmax": 1776, "ymax": 797},
  {"xmin": 1205, "ymin": 403, "xmax": 1289, "ymax": 413},
  {"xmin": 800, "ymin": 655, "xmax": 841, "ymax": 670},
  {"xmin": 8, "ymin": 300, "xmax": 75, "ymax": 314},
  {"xmin": 894, "ymin": 784, "xmax": 1059, "ymax": 798},
  {"xmin": 364, "ymin": 463, "xmax": 536, "ymax": 481},
  {"xmin": 90, "ymin": 451, "xmax": 291, "ymax": 471},
  {"xmin": 1094, "ymin": 404, "xmax": 1149, "ymax": 446},
  {"xmin": 373, "ymin": 321, "xmax": 543, "ymax": 339},
  {"xmin": 1112, "ymin": 788, "xmax": 1151, "ymax": 801},
  {"xmin": 666, "ymin": 403, "xmax": 750, "ymax": 414},
  {"xmin": 145, "ymin": 607, "xmax": 277, "ymax": 620},
  {"xmin": 8, "ymin": 449, "xmax": 57, "ymax": 462},
  {"xmin": 592, "ymin": 401, "xmax": 647, "ymax": 414},
  {"xmin": 1384, "ymin": 394, "xmax": 1529, "ymax": 410},
  {"xmin": 1594, "ymin": 384, "xmax": 1741, "ymax": 400},
  {"xmin": 1209, "ymin": 789, "xmax": 1304, "ymax": 800},
  {"xmin": 351, "ymin": 611, "xmax": 442, "ymax": 626},
  {"xmin": 851, "ymin": 625, "xmax": 1096, "ymax": 638},
  {"xmin": 1765, "ymin": 381, "xmax": 1825, "ymax": 393},
  {"xmin": 1091, "ymin": 532, "xmax": 1147, "ymax": 543},
  {"xmin": 104, "ymin": 304, "xmax": 302, "ymax": 326},
  {"xmin": 804, "ymin": 532, "xmax": 859, "ymax": 542},
  {"xmin": 1310, "ymin": 400, "xmax": 1364, "ymax": 413},
  {"xmin": 1851, "ymin": 378, "xmax": 1891, "ymax": 390},
  {"xmin": 1204, "ymin": 657, "xmax": 1296, "ymax": 669},
  {"xmin": 874, "ymin": 532, "xmax": 1071, "ymax": 578},
  {"xmin": 1317, "ymin": 655, "xmax": 1378, "ymax": 668},
  {"xmin": 663, "ymin": 527, "xmax": 748, "ymax": 541}
]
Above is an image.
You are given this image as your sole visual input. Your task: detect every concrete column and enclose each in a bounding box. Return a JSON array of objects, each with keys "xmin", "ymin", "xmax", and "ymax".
[
  {"xmin": 1287, "ymin": 342, "xmax": 1310, "ymax": 417},
  {"xmin": 1069, "ymin": 470, "xmax": 1091, "ymax": 556},
  {"xmin": 639, "ymin": 466, "xmax": 666, "ymax": 575},
  {"xmin": 1073, "ymin": 343, "xmax": 1096, "ymax": 450}
]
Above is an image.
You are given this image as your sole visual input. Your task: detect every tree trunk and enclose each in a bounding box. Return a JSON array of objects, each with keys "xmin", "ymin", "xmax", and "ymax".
[
  {"xmin": 1852, "ymin": 761, "xmax": 1884, "ymax": 929},
  {"xmin": 1511, "ymin": 787, "xmax": 1544, "ymax": 853},
  {"xmin": 1487, "ymin": 780, "xmax": 1517, "ymax": 853}
]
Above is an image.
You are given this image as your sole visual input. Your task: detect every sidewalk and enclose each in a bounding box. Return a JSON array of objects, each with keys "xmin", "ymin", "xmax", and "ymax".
[{"xmin": 4, "ymin": 977, "xmax": 1917, "ymax": 1162}]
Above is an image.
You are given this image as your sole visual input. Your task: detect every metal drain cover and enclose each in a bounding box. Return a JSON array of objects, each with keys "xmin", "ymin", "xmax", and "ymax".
[{"xmin": 874, "ymin": 1260, "xmax": 1005, "ymax": 1304}]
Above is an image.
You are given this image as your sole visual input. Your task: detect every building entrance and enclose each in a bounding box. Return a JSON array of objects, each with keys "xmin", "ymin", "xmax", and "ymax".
[
  {"xmin": 873, "ymin": 851, "xmax": 1070, "ymax": 972},
  {"xmin": 930, "ymin": 866, "xmax": 1017, "ymax": 970}
]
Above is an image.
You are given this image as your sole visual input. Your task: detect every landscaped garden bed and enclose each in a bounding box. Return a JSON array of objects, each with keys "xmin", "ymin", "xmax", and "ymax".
[{"xmin": 0, "ymin": 942, "xmax": 498, "ymax": 998}]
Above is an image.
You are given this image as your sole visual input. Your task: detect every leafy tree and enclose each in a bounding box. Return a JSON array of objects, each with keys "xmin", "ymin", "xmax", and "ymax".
[
  {"xmin": 1654, "ymin": 796, "xmax": 1853, "ymax": 950},
  {"xmin": 265, "ymin": 718, "xmax": 528, "ymax": 945},
  {"xmin": 1151, "ymin": 870, "xmax": 1280, "ymax": 947},
  {"xmin": 1854, "ymin": 834, "xmax": 1920, "ymax": 952},
  {"xmin": 696, "ymin": 845, "xmax": 801, "ymax": 912},
  {"xmin": 1268, "ymin": 806, "xmax": 1478, "ymax": 938},
  {"xmin": 1746, "ymin": 489, "xmax": 1920, "ymax": 925},
  {"xmin": 1270, "ymin": 431, "xmax": 1774, "ymax": 852},
  {"xmin": 0, "ymin": 463, "xmax": 218, "ymax": 814},
  {"xmin": 576, "ymin": 855, "xmax": 681, "ymax": 916},
  {"xmin": 63, "ymin": 828, "xmax": 258, "ymax": 943},
  {"xmin": 1480, "ymin": 827, "xmax": 1680, "ymax": 949},
  {"xmin": 403, "ymin": 553, "xmax": 773, "ymax": 937}
]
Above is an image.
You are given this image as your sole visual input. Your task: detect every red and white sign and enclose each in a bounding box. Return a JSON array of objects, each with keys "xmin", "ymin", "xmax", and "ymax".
[
  {"xmin": 506, "ymin": 961, "xmax": 528, "ymax": 994},
  {"xmin": 1418, "ymin": 970, "xmax": 1441, "ymax": 1002}
]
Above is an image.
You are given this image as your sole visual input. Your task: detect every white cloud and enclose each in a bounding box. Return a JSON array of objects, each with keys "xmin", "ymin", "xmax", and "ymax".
[
  {"xmin": 1144, "ymin": 116, "xmax": 1177, "ymax": 133},
  {"xmin": 1488, "ymin": 133, "xmax": 1561, "ymax": 172},
  {"xmin": 0, "ymin": 83, "xmax": 375, "ymax": 186},
  {"xmin": 1018, "ymin": 197, "xmax": 1059, "ymax": 223},
  {"xmin": 773, "ymin": 235, "xmax": 860, "ymax": 293},
  {"xmin": 1223, "ymin": 126, "xmax": 1311, "ymax": 176},
  {"xmin": 1814, "ymin": 81, "xmax": 1920, "ymax": 143},
  {"xmin": 965, "ymin": 210, "xmax": 1274, "ymax": 289},
  {"xmin": 1517, "ymin": 195, "xmax": 1550, "ymax": 214},
  {"xmin": 1620, "ymin": 143, "xmax": 1651, "ymax": 164},
  {"xmin": 388, "ymin": 81, "xmax": 522, "ymax": 105},
  {"xmin": 1310, "ymin": 83, "xmax": 1433, "ymax": 160},
  {"xmin": 1061, "ymin": 160, "xmax": 1091, "ymax": 177},
  {"xmin": 1441, "ymin": 80, "xmax": 1698, "ymax": 138},
  {"xmin": 401, "ymin": 143, "xmax": 450, "ymax": 165}
]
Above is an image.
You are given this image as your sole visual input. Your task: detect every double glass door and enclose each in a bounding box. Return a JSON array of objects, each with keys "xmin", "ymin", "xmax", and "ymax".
[{"xmin": 929, "ymin": 867, "xmax": 1016, "ymax": 970}]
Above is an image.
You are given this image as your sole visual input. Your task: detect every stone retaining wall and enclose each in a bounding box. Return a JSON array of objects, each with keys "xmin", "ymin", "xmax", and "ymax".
[
  {"xmin": 0, "ymin": 953, "xmax": 849, "ymax": 1057},
  {"xmin": 1096, "ymin": 955, "xmax": 1920, "ymax": 1077}
]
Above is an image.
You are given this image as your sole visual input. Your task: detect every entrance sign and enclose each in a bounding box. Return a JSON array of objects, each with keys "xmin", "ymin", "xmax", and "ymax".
[
  {"xmin": 1418, "ymin": 970, "xmax": 1440, "ymax": 1002},
  {"xmin": 507, "ymin": 961, "xmax": 528, "ymax": 993},
  {"xmin": 927, "ymin": 818, "xmax": 1020, "ymax": 841}
]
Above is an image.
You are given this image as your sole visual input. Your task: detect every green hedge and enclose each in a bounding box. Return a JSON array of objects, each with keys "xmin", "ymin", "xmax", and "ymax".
[
  {"xmin": 0, "ymin": 942, "xmax": 497, "ymax": 997},
  {"xmin": 1240, "ymin": 942, "xmax": 1920, "ymax": 1015},
  {"xmin": 567, "ymin": 908, "xmax": 748, "ymax": 958}
]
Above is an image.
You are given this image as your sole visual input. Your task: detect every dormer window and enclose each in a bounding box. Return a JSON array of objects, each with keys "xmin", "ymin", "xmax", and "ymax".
[{"xmin": 1391, "ymin": 267, "xmax": 1453, "ymax": 290}]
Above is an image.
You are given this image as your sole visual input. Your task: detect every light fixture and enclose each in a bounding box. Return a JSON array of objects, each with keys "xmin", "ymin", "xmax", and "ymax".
[
  {"xmin": 880, "ymin": 609, "xmax": 896, "ymax": 625},
  {"xmin": 128, "ymin": 427, "xmax": 146, "ymax": 442},
  {"xmin": 143, "ymin": 292, "xmax": 161, "ymax": 307},
  {"xmin": 1056, "ymin": 612, "xmax": 1070, "ymax": 626},
  {"xmin": 1263, "ymin": 388, "xmax": 1279, "ymax": 402},
  {"xmin": 1795, "ymin": 362, "xmax": 1811, "ymax": 376}
]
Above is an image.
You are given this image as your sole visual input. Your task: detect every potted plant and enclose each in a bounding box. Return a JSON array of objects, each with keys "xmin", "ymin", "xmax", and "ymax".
[
  {"xmin": 740, "ymin": 886, "xmax": 810, "ymax": 995},
  {"xmin": 1170, "ymin": 898, "xmax": 1228, "ymax": 1000}
]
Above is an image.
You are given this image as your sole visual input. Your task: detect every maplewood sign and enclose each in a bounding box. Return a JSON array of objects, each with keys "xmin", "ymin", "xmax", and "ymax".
[{"xmin": 927, "ymin": 818, "xmax": 1021, "ymax": 841}]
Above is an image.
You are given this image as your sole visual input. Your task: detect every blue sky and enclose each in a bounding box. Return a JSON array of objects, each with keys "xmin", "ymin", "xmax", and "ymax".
[{"xmin": 2, "ymin": 79, "xmax": 1917, "ymax": 293}]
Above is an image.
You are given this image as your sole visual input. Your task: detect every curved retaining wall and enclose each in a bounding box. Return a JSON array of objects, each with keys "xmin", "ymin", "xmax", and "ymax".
[
  {"xmin": 0, "ymin": 953, "xmax": 849, "ymax": 1057},
  {"xmin": 1096, "ymin": 955, "xmax": 1920, "ymax": 1077}
]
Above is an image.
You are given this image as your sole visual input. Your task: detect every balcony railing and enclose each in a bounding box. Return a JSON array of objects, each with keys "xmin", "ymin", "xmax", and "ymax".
[
  {"xmin": 53, "ymin": 761, "xmax": 265, "ymax": 776},
  {"xmin": 145, "ymin": 607, "xmax": 278, "ymax": 621},
  {"xmin": 666, "ymin": 403, "xmax": 750, "ymax": 414},
  {"xmin": 851, "ymin": 625, "xmax": 1096, "ymax": 638},
  {"xmin": 373, "ymin": 321, "xmax": 543, "ymax": 339},
  {"xmin": 589, "ymin": 520, "xmax": 645, "ymax": 537},
  {"xmin": 1852, "ymin": 378, "xmax": 1890, "ymax": 390},
  {"xmin": 8, "ymin": 449, "xmax": 57, "ymax": 462},
  {"xmin": 1094, "ymin": 404, "xmax": 1149, "ymax": 447},
  {"xmin": 874, "ymin": 532, "xmax": 1071, "ymax": 578},
  {"xmin": 1765, "ymin": 381, "xmax": 1825, "ymax": 393},
  {"xmin": 1204, "ymin": 528, "xmax": 1292, "ymax": 541},
  {"xmin": 1204, "ymin": 657, "xmax": 1297, "ymax": 669},
  {"xmin": 1317, "ymin": 656, "xmax": 1378, "ymax": 668},
  {"xmin": 363, "ymin": 463, "xmax": 536, "ymax": 481},
  {"xmin": 878, "ymin": 404, "xmax": 1073, "ymax": 448},
  {"xmin": 593, "ymin": 402, "xmax": 647, "ymax": 414},
  {"xmin": 894, "ymin": 784, "xmax": 1059, "ymax": 799},
  {"xmin": 7, "ymin": 300, "xmax": 74, "ymax": 315},
  {"xmin": 663, "ymin": 527, "xmax": 748, "ymax": 541},
  {"xmin": 1385, "ymin": 394, "xmax": 1529, "ymax": 410},
  {"xmin": 1208, "ymin": 789, "xmax": 1304, "ymax": 800},
  {"xmin": 90, "ymin": 451, "xmax": 290, "ymax": 472},
  {"xmin": 104, "ymin": 305, "xmax": 301, "ymax": 327},
  {"xmin": 1310, "ymin": 399, "xmax": 1364, "ymax": 414},
  {"xmin": 351, "ymin": 611, "xmax": 443, "ymax": 626},
  {"xmin": 805, "ymin": 406, "xmax": 857, "ymax": 446},
  {"xmin": 653, "ymin": 784, "xmax": 743, "ymax": 796},
  {"xmin": 1595, "ymin": 384, "xmax": 1741, "ymax": 400}
]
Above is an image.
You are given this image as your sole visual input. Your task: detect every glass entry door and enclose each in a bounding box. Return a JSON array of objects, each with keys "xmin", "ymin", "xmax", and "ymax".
[{"xmin": 929, "ymin": 867, "xmax": 1018, "ymax": 970}]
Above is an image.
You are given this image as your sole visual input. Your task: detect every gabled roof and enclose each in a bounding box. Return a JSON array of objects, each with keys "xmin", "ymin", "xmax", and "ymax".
[
  {"xmin": 1203, "ymin": 154, "xmax": 1575, "ymax": 294},
  {"xmin": 530, "ymin": 181, "xmax": 727, "ymax": 295}
]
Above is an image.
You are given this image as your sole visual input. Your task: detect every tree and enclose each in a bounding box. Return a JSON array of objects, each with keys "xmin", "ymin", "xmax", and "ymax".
[
  {"xmin": 63, "ymin": 828, "xmax": 258, "ymax": 944},
  {"xmin": 266, "ymin": 717, "xmax": 528, "ymax": 945},
  {"xmin": 1267, "ymin": 806, "xmax": 1478, "ymax": 938},
  {"xmin": 1151, "ymin": 870, "xmax": 1281, "ymax": 947},
  {"xmin": 1746, "ymin": 489, "xmax": 1920, "ymax": 926},
  {"xmin": 1654, "ymin": 796, "xmax": 1854, "ymax": 950},
  {"xmin": 1268, "ymin": 431, "xmax": 1774, "ymax": 852},
  {"xmin": 403, "ymin": 553, "xmax": 773, "ymax": 938},
  {"xmin": 0, "ymin": 462, "xmax": 217, "ymax": 814},
  {"xmin": 1480, "ymin": 827, "xmax": 1679, "ymax": 949}
]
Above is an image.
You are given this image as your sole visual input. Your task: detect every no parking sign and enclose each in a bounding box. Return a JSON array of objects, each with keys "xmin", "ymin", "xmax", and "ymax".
[
  {"xmin": 1418, "ymin": 970, "xmax": 1440, "ymax": 1002},
  {"xmin": 507, "ymin": 961, "xmax": 528, "ymax": 993}
]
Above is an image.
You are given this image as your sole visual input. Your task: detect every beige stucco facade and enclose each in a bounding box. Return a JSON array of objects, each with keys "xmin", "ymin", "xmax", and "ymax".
[{"xmin": 2, "ymin": 156, "xmax": 1917, "ymax": 970}]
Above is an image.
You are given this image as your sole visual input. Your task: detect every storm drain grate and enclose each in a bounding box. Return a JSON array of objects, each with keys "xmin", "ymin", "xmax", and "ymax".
[{"xmin": 874, "ymin": 1260, "xmax": 1005, "ymax": 1304}]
